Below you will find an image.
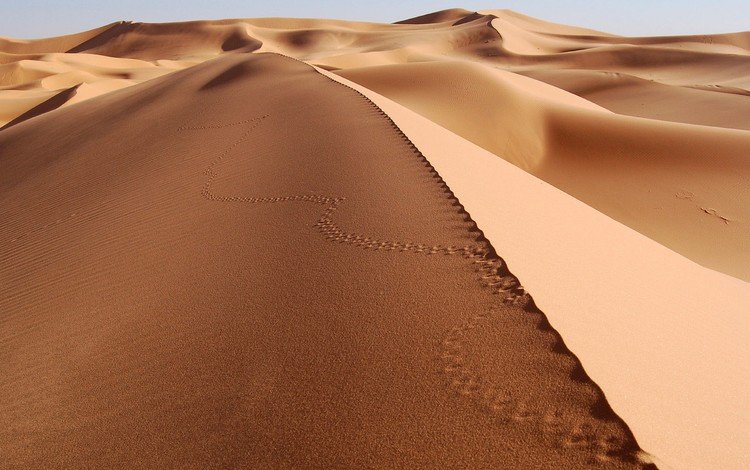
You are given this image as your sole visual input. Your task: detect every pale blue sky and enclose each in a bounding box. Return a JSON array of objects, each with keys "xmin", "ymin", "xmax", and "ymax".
[{"xmin": 3, "ymin": 1, "xmax": 749, "ymax": 39}]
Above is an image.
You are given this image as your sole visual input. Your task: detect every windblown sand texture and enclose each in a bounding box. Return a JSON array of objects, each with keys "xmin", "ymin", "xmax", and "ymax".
[{"xmin": 1, "ymin": 8, "xmax": 748, "ymax": 469}]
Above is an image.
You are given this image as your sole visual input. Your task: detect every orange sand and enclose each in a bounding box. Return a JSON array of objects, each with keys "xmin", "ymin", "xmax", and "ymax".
[{"xmin": 1, "ymin": 8, "xmax": 748, "ymax": 469}]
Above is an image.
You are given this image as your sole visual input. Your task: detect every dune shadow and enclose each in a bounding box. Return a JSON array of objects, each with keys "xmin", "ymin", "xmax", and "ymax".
[
  {"xmin": 452, "ymin": 12, "xmax": 487, "ymax": 26},
  {"xmin": 221, "ymin": 33, "xmax": 262, "ymax": 52},
  {"xmin": 67, "ymin": 22, "xmax": 138, "ymax": 54},
  {"xmin": 1, "ymin": 85, "xmax": 80, "ymax": 131},
  {"xmin": 200, "ymin": 58, "xmax": 265, "ymax": 91}
]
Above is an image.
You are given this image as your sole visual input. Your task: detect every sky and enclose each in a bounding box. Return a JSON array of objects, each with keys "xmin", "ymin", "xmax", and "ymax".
[{"xmin": 3, "ymin": 0, "xmax": 749, "ymax": 39}]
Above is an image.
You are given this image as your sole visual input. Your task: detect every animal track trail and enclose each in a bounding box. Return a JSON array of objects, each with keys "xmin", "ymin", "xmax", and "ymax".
[
  {"xmin": 178, "ymin": 60, "xmax": 643, "ymax": 466},
  {"xmin": 179, "ymin": 115, "xmax": 510, "ymax": 261}
]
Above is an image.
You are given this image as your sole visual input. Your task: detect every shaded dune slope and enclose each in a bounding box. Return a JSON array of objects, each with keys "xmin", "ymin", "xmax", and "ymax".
[
  {"xmin": 394, "ymin": 8, "xmax": 476, "ymax": 25},
  {"xmin": 0, "ymin": 53, "xmax": 646, "ymax": 467},
  {"xmin": 519, "ymin": 69, "xmax": 750, "ymax": 130},
  {"xmin": 67, "ymin": 20, "xmax": 263, "ymax": 59},
  {"xmin": 0, "ymin": 83, "xmax": 79, "ymax": 130}
]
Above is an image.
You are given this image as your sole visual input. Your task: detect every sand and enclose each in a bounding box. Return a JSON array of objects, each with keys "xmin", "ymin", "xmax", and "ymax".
[
  {"xmin": 1, "ymin": 7, "xmax": 748, "ymax": 469},
  {"xmin": 331, "ymin": 72, "xmax": 749, "ymax": 469},
  {"xmin": 2, "ymin": 10, "xmax": 748, "ymax": 280},
  {"xmin": 0, "ymin": 52, "xmax": 643, "ymax": 468}
]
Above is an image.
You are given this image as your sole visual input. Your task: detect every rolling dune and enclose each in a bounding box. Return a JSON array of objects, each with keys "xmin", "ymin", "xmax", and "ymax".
[{"xmin": 1, "ymin": 7, "xmax": 748, "ymax": 469}]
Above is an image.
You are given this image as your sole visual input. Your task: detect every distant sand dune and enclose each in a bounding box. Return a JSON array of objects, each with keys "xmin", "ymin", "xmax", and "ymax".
[
  {"xmin": 337, "ymin": 60, "xmax": 750, "ymax": 279},
  {"xmin": 1, "ymin": 84, "xmax": 79, "ymax": 130}
]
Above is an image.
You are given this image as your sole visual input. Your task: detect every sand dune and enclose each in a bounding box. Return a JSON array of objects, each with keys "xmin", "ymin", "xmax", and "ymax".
[
  {"xmin": 0, "ymin": 52, "xmax": 192, "ymax": 127},
  {"xmin": 1, "ymin": 7, "xmax": 748, "ymax": 469},
  {"xmin": 519, "ymin": 69, "xmax": 750, "ymax": 130},
  {"xmin": 1, "ymin": 52, "xmax": 643, "ymax": 468},
  {"xmin": 1, "ymin": 10, "xmax": 748, "ymax": 280},
  {"xmin": 4, "ymin": 9, "xmax": 748, "ymax": 123},
  {"xmin": 0, "ymin": 23, "xmax": 117, "ymax": 54},
  {"xmin": 337, "ymin": 60, "xmax": 750, "ymax": 279},
  {"xmin": 334, "ymin": 73, "xmax": 749, "ymax": 469}
]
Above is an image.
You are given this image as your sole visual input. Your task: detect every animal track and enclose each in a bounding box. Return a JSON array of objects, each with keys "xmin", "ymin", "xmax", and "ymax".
[
  {"xmin": 177, "ymin": 56, "xmax": 644, "ymax": 466},
  {"xmin": 700, "ymin": 207, "xmax": 731, "ymax": 224}
]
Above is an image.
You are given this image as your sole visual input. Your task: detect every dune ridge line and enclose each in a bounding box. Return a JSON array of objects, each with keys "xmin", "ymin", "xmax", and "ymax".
[{"xmin": 175, "ymin": 53, "xmax": 647, "ymax": 464}]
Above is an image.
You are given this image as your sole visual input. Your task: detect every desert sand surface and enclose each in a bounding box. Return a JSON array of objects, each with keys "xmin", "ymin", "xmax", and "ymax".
[
  {"xmin": 2, "ymin": 9, "xmax": 749, "ymax": 279},
  {"xmin": 1, "ymin": 52, "xmax": 642, "ymax": 468},
  {"xmin": 1, "ymin": 7, "xmax": 748, "ymax": 469},
  {"xmin": 334, "ymin": 72, "xmax": 749, "ymax": 469}
]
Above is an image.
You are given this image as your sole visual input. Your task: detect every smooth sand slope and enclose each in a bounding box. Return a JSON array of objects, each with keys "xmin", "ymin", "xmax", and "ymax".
[
  {"xmin": 0, "ymin": 53, "xmax": 643, "ymax": 467},
  {"xmin": 333, "ymin": 74, "xmax": 749, "ymax": 469}
]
